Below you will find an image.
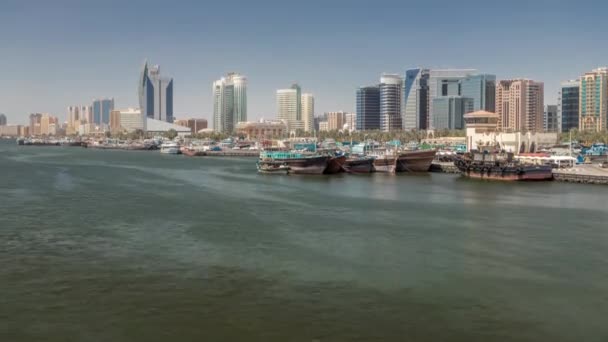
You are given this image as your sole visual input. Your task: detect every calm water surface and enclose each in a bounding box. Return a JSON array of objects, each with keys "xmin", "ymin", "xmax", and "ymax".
[{"xmin": 1, "ymin": 141, "xmax": 607, "ymax": 341}]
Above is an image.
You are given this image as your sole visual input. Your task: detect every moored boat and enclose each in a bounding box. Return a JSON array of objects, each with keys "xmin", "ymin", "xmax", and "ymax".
[
  {"xmin": 324, "ymin": 153, "xmax": 347, "ymax": 174},
  {"xmin": 373, "ymin": 155, "xmax": 397, "ymax": 173},
  {"xmin": 257, "ymin": 161, "xmax": 290, "ymax": 174},
  {"xmin": 342, "ymin": 156, "xmax": 375, "ymax": 173},
  {"xmin": 455, "ymin": 152, "xmax": 553, "ymax": 181},
  {"xmin": 160, "ymin": 142, "xmax": 181, "ymax": 154},
  {"xmin": 259, "ymin": 150, "xmax": 329, "ymax": 175},
  {"xmin": 396, "ymin": 149, "xmax": 437, "ymax": 172}
]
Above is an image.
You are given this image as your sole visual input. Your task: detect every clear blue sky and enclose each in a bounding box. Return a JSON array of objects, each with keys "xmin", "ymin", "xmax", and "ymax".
[{"xmin": 1, "ymin": 0, "xmax": 607, "ymax": 125}]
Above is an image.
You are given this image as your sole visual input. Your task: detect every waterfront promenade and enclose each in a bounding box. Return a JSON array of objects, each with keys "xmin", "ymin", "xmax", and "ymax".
[{"xmin": 553, "ymin": 164, "xmax": 608, "ymax": 185}]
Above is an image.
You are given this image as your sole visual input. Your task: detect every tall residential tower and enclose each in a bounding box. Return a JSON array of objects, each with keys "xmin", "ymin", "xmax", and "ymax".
[
  {"xmin": 495, "ymin": 79, "xmax": 544, "ymax": 132},
  {"xmin": 212, "ymin": 73, "xmax": 247, "ymax": 133},
  {"xmin": 579, "ymin": 68, "xmax": 608, "ymax": 132}
]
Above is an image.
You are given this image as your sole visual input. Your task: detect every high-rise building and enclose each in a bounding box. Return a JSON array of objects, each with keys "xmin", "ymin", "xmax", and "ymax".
[
  {"xmin": 276, "ymin": 84, "xmax": 303, "ymax": 132},
  {"xmin": 92, "ymin": 98, "xmax": 115, "ymax": 125},
  {"xmin": 356, "ymin": 85, "xmax": 380, "ymax": 130},
  {"xmin": 402, "ymin": 68, "xmax": 429, "ymax": 130},
  {"xmin": 579, "ymin": 68, "xmax": 608, "ymax": 132},
  {"xmin": 110, "ymin": 110, "xmax": 122, "ymax": 133},
  {"xmin": 432, "ymin": 96, "xmax": 472, "ymax": 130},
  {"xmin": 139, "ymin": 60, "xmax": 174, "ymax": 123},
  {"xmin": 29, "ymin": 113, "xmax": 42, "ymax": 136},
  {"xmin": 380, "ymin": 74, "xmax": 402, "ymax": 132},
  {"xmin": 301, "ymin": 93, "xmax": 314, "ymax": 133},
  {"xmin": 345, "ymin": 113, "xmax": 357, "ymax": 132},
  {"xmin": 39, "ymin": 114, "xmax": 58, "ymax": 136},
  {"xmin": 326, "ymin": 111, "xmax": 347, "ymax": 131},
  {"xmin": 558, "ymin": 80, "xmax": 580, "ymax": 132},
  {"xmin": 460, "ymin": 74, "xmax": 496, "ymax": 113},
  {"xmin": 213, "ymin": 73, "xmax": 247, "ymax": 133},
  {"xmin": 0, "ymin": 113, "xmax": 6, "ymax": 126},
  {"xmin": 544, "ymin": 105, "xmax": 558, "ymax": 132},
  {"xmin": 428, "ymin": 69, "xmax": 476, "ymax": 129},
  {"xmin": 495, "ymin": 79, "xmax": 544, "ymax": 132}
]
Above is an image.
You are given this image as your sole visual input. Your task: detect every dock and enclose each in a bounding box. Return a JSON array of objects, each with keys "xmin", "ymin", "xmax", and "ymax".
[
  {"xmin": 553, "ymin": 165, "xmax": 608, "ymax": 185},
  {"xmin": 198, "ymin": 150, "xmax": 259, "ymax": 157}
]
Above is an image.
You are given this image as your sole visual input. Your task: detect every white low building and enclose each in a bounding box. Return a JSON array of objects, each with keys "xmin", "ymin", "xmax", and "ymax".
[
  {"xmin": 465, "ymin": 110, "xmax": 558, "ymax": 154},
  {"xmin": 146, "ymin": 118, "xmax": 191, "ymax": 137}
]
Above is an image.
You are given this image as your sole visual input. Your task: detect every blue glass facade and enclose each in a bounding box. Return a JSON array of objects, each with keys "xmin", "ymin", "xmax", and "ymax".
[
  {"xmin": 559, "ymin": 82, "xmax": 579, "ymax": 132},
  {"xmin": 460, "ymin": 74, "xmax": 496, "ymax": 113},
  {"xmin": 92, "ymin": 98, "xmax": 114, "ymax": 125},
  {"xmin": 403, "ymin": 69, "xmax": 429, "ymax": 130},
  {"xmin": 356, "ymin": 86, "xmax": 380, "ymax": 130},
  {"xmin": 432, "ymin": 96, "xmax": 471, "ymax": 130}
]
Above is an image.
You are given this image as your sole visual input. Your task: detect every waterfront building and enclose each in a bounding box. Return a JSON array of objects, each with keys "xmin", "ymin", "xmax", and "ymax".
[
  {"xmin": 213, "ymin": 72, "xmax": 247, "ymax": 133},
  {"xmin": 174, "ymin": 118, "xmax": 208, "ymax": 135},
  {"xmin": 236, "ymin": 119, "xmax": 287, "ymax": 139},
  {"xmin": 558, "ymin": 80, "xmax": 580, "ymax": 133},
  {"xmin": 118, "ymin": 108, "xmax": 145, "ymax": 133},
  {"xmin": 314, "ymin": 113, "xmax": 327, "ymax": 132},
  {"xmin": 139, "ymin": 60, "xmax": 174, "ymax": 123},
  {"xmin": 40, "ymin": 114, "xmax": 58, "ymax": 136},
  {"xmin": 380, "ymin": 74, "xmax": 402, "ymax": 132},
  {"xmin": 327, "ymin": 111, "xmax": 347, "ymax": 131},
  {"xmin": 29, "ymin": 113, "xmax": 42, "ymax": 136},
  {"xmin": 0, "ymin": 125, "xmax": 21, "ymax": 136},
  {"xmin": 92, "ymin": 98, "xmax": 115, "ymax": 125},
  {"xmin": 544, "ymin": 105, "xmax": 558, "ymax": 132},
  {"xmin": 146, "ymin": 117, "xmax": 190, "ymax": 137},
  {"xmin": 356, "ymin": 85, "xmax": 380, "ymax": 130},
  {"xmin": 460, "ymin": 74, "xmax": 496, "ymax": 113},
  {"xmin": 579, "ymin": 68, "xmax": 608, "ymax": 132},
  {"xmin": 495, "ymin": 79, "xmax": 544, "ymax": 132},
  {"xmin": 81, "ymin": 105, "xmax": 93, "ymax": 124},
  {"xmin": 0, "ymin": 113, "xmax": 6, "ymax": 126},
  {"xmin": 110, "ymin": 110, "xmax": 122, "ymax": 133},
  {"xmin": 67, "ymin": 106, "xmax": 79, "ymax": 134},
  {"xmin": 319, "ymin": 121, "xmax": 329, "ymax": 132},
  {"xmin": 345, "ymin": 113, "xmax": 356, "ymax": 131},
  {"xmin": 277, "ymin": 84, "xmax": 304, "ymax": 132},
  {"xmin": 402, "ymin": 68, "xmax": 430, "ymax": 130},
  {"xmin": 428, "ymin": 69, "xmax": 476, "ymax": 129},
  {"xmin": 464, "ymin": 110, "xmax": 558, "ymax": 153},
  {"xmin": 432, "ymin": 96, "xmax": 472, "ymax": 130},
  {"xmin": 302, "ymin": 93, "xmax": 314, "ymax": 133}
]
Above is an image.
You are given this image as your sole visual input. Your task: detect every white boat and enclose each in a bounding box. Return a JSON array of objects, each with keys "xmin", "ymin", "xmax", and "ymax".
[{"xmin": 160, "ymin": 142, "xmax": 181, "ymax": 154}]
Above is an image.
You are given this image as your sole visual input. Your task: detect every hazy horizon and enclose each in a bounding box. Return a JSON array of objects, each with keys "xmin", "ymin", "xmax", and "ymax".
[{"xmin": 2, "ymin": 0, "xmax": 607, "ymax": 125}]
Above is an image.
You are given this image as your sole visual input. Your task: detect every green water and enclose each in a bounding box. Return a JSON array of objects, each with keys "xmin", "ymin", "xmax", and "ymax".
[{"xmin": 1, "ymin": 141, "xmax": 607, "ymax": 341}]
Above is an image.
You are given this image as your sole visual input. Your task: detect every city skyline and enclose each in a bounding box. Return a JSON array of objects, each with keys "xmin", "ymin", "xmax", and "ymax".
[{"xmin": 2, "ymin": 1, "xmax": 608, "ymax": 125}]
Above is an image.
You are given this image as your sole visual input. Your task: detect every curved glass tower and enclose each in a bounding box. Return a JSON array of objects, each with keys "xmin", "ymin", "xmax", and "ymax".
[
  {"xmin": 380, "ymin": 74, "xmax": 402, "ymax": 132},
  {"xmin": 138, "ymin": 60, "xmax": 174, "ymax": 123}
]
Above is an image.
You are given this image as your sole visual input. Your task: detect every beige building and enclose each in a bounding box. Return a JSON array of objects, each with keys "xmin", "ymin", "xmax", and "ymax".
[
  {"xmin": 39, "ymin": 114, "xmax": 58, "ymax": 136},
  {"xmin": 579, "ymin": 67, "xmax": 608, "ymax": 131},
  {"xmin": 319, "ymin": 121, "xmax": 329, "ymax": 132},
  {"xmin": 0, "ymin": 125, "xmax": 21, "ymax": 136},
  {"xmin": 302, "ymin": 93, "xmax": 314, "ymax": 132},
  {"xmin": 236, "ymin": 120, "xmax": 287, "ymax": 139},
  {"xmin": 465, "ymin": 110, "xmax": 557, "ymax": 153},
  {"xmin": 345, "ymin": 113, "xmax": 356, "ymax": 132},
  {"xmin": 326, "ymin": 111, "xmax": 347, "ymax": 131},
  {"xmin": 495, "ymin": 79, "xmax": 544, "ymax": 132},
  {"xmin": 118, "ymin": 108, "xmax": 145, "ymax": 133},
  {"xmin": 109, "ymin": 110, "xmax": 122, "ymax": 133}
]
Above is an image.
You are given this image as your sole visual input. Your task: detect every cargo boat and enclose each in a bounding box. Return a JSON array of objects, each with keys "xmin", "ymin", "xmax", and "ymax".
[
  {"xmin": 396, "ymin": 149, "xmax": 437, "ymax": 172},
  {"xmin": 455, "ymin": 152, "xmax": 553, "ymax": 181},
  {"xmin": 342, "ymin": 156, "xmax": 375, "ymax": 173},
  {"xmin": 324, "ymin": 153, "xmax": 347, "ymax": 174},
  {"xmin": 372, "ymin": 155, "xmax": 397, "ymax": 173},
  {"xmin": 259, "ymin": 151, "xmax": 329, "ymax": 175},
  {"xmin": 257, "ymin": 161, "xmax": 290, "ymax": 174}
]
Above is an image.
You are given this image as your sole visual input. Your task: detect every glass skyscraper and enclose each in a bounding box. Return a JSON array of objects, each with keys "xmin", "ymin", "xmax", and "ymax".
[
  {"xmin": 432, "ymin": 96, "xmax": 472, "ymax": 130},
  {"xmin": 558, "ymin": 80, "xmax": 580, "ymax": 132},
  {"xmin": 402, "ymin": 68, "xmax": 429, "ymax": 130},
  {"xmin": 460, "ymin": 74, "xmax": 496, "ymax": 113},
  {"xmin": 213, "ymin": 73, "xmax": 248, "ymax": 133},
  {"xmin": 356, "ymin": 86, "xmax": 380, "ymax": 130},
  {"xmin": 380, "ymin": 74, "xmax": 402, "ymax": 132},
  {"xmin": 92, "ymin": 98, "xmax": 114, "ymax": 125},
  {"xmin": 428, "ymin": 69, "xmax": 476, "ymax": 129},
  {"xmin": 139, "ymin": 60, "xmax": 174, "ymax": 123}
]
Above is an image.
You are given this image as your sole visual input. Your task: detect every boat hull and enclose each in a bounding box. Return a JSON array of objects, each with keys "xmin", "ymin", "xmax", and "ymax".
[
  {"xmin": 373, "ymin": 157, "xmax": 397, "ymax": 173},
  {"xmin": 455, "ymin": 160, "xmax": 553, "ymax": 181},
  {"xmin": 396, "ymin": 150, "xmax": 437, "ymax": 172},
  {"xmin": 273, "ymin": 156, "xmax": 330, "ymax": 175},
  {"xmin": 342, "ymin": 157, "xmax": 374, "ymax": 173},
  {"xmin": 325, "ymin": 155, "xmax": 346, "ymax": 174}
]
